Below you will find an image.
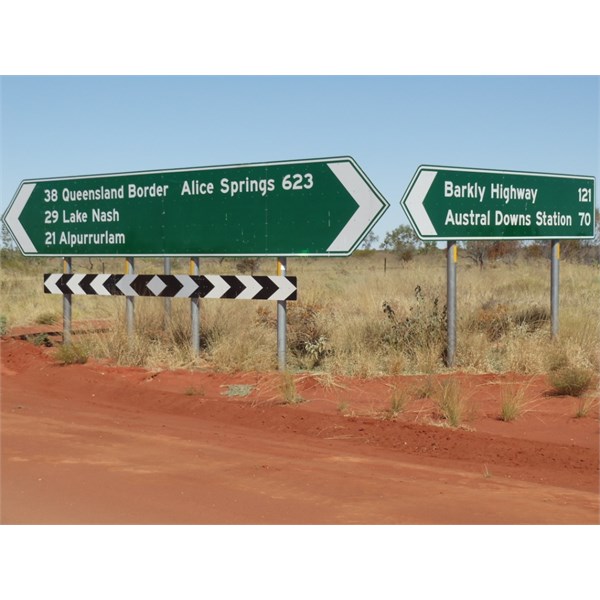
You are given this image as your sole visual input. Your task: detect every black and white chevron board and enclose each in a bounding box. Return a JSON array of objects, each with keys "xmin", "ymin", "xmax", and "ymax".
[{"xmin": 44, "ymin": 273, "xmax": 297, "ymax": 301}]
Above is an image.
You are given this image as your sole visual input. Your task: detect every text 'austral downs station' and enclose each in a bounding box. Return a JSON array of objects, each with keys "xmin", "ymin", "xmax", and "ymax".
[{"xmin": 401, "ymin": 166, "xmax": 595, "ymax": 240}]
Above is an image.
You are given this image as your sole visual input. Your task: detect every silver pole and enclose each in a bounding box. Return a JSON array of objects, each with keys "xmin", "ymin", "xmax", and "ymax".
[
  {"xmin": 62, "ymin": 257, "xmax": 72, "ymax": 345},
  {"xmin": 164, "ymin": 257, "xmax": 172, "ymax": 327},
  {"xmin": 551, "ymin": 240, "xmax": 560, "ymax": 339},
  {"xmin": 446, "ymin": 241, "xmax": 457, "ymax": 367},
  {"xmin": 125, "ymin": 257, "xmax": 135, "ymax": 337},
  {"xmin": 277, "ymin": 257, "xmax": 287, "ymax": 371},
  {"xmin": 190, "ymin": 257, "xmax": 200, "ymax": 354}
]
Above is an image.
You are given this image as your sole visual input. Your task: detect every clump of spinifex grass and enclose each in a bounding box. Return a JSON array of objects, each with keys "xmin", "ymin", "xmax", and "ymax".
[
  {"xmin": 498, "ymin": 381, "xmax": 535, "ymax": 422},
  {"xmin": 34, "ymin": 311, "xmax": 59, "ymax": 325},
  {"xmin": 279, "ymin": 372, "xmax": 304, "ymax": 405},
  {"xmin": 55, "ymin": 343, "xmax": 89, "ymax": 365},
  {"xmin": 498, "ymin": 378, "xmax": 536, "ymax": 422},
  {"xmin": 574, "ymin": 396, "xmax": 599, "ymax": 419},
  {"xmin": 383, "ymin": 385, "xmax": 410, "ymax": 420},
  {"xmin": 434, "ymin": 380, "xmax": 474, "ymax": 428},
  {"xmin": 0, "ymin": 315, "xmax": 7, "ymax": 335},
  {"xmin": 548, "ymin": 366, "xmax": 596, "ymax": 397}
]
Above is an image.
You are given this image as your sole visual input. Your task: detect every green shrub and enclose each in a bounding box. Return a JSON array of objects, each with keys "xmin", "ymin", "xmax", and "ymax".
[
  {"xmin": 30, "ymin": 333, "xmax": 52, "ymax": 347},
  {"xmin": 382, "ymin": 286, "xmax": 446, "ymax": 356},
  {"xmin": 548, "ymin": 366, "xmax": 595, "ymax": 397},
  {"xmin": 0, "ymin": 315, "xmax": 7, "ymax": 335}
]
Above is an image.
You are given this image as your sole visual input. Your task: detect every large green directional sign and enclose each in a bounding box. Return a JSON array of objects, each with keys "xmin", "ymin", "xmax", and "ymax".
[
  {"xmin": 2, "ymin": 157, "xmax": 389, "ymax": 257},
  {"xmin": 401, "ymin": 166, "xmax": 595, "ymax": 240}
]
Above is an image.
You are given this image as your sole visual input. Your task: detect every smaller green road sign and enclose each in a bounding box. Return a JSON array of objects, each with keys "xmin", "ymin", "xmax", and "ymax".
[{"xmin": 401, "ymin": 166, "xmax": 595, "ymax": 240}]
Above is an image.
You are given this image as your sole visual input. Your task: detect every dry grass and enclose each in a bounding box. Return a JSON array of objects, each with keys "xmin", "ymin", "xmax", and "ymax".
[
  {"xmin": 279, "ymin": 372, "xmax": 304, "ymax": 405},
  {"xmin": 574, "ymin": 396, "xmax": 599, "ymax": 419},
  {"xmin": 548, "ymin": 366, "xmax": 596, "ymax": 397},
  {"xmin": 2, "ymin": 252, "xmax": 599, "ymax": 377},
  {"xmin": 499, "ymin": 381, "xmax": 536, "ymax": 422},
  {"xmin": 383, "ymin": 385, "xmax": 410, "ymax": 419},
  {"xmin": 434, "ymin": 380, "xmax": 476, "ymax": 428},
  {"xmin": 54, "ymin": 342, "xmax": 89, "ymax": 365}
]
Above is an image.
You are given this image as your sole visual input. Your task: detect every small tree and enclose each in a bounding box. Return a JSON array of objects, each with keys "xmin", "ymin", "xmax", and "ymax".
[
  {"xmin": 236, "ymin": 258, "xmax": 260, "ymax": 275},
  {"xmin": 360, "ymin": 231, "xmax": 379, "ymax": 250},
  {"xmin": 380, "ymin": 225, "xmax": 420, "ymax": 262},
  {"xmin": 1, "ymin": 222, "xmax": 15, "ymax": 250},
  {"xmin": 462, "ymin": 240, "xmax": 520, "ymax": 269}
]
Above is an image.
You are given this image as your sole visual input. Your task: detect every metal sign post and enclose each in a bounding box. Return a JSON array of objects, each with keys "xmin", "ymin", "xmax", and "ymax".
[
  {"xmin": 446, "ymin": 242, "xmax": 457, "ymax": 367},
  {"xmin": 190, "ymin": 257, "xmax": 200, "ymax": 354},
  {"xmin": 551, "ymin": 240, "xmax": 560, "ymax": 339},
  {"xmin": 62, "ymin": 257, "xmax": 72, "ymax": 344},
  {"xmin": 277, "ymin": 257, "xmax": 287, "ymax": 371},
  {"xmin": 125, "ymin": 257, "xmax": 135, "ymax": 336},
  {"xmin": 164, "ymin": 257, "xmax": 172, "ymax": 327}
]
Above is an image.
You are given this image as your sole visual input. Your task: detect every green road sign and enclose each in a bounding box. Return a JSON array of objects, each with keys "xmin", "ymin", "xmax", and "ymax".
[
  {"xmin": 2, "ymin": 157, "xmax": 389, "ymax": 257},
  {"xmin": 401, "ymin": 166, "xmax": 595, "ymax": 240}
]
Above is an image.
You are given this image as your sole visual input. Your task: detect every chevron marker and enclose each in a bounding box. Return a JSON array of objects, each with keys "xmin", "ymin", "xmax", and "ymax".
[
  {"xmin": 44, "ymin": 274, "xmax": 297, "ymax": 300},
  {"xmin": 66, "ymin": 273, "xmax": 86, "ymax": 295},
  {"xmin": 44, "ymin": 273, "xmax": 62, "ymax": 294},
  {"xmin": 404, "ymin": 169, "xmax": 438, "ymax": 236}
]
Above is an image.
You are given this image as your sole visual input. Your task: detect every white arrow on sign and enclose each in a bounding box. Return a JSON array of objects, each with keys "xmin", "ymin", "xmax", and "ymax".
[
  {"xmin": 5, "ymin": 183, "xmax": 37, "ymax": 253},
  {"xmin": 116, "ymin": 274, "xmax": 137, "ymax": 296},
  {"xmin": 66, "ymin": 273, "xmax": 86, "ymax": 295},
  {"xmin": 236, "ymin": 276, "xmax": 263, "ymax": 300},
  {"xmin": 326, "ymin": 162, "xmax": 386, "ymax": 252},
  {"xmin": 268, "ymin": 275, "xmax": 296, "ymax": 301},
  {"xmin": 174, "ymin": 275, "xmax": 200, "ymax": 298},
  {"xmin": 203, "ymin": 275, "xmax": 231, "ymax": 299},
  {"xmin": 90, "ymin": 274, "xmax": 112, "ymax": 295},
  {"xmin": 403, "ymin": 169, "xmax": 438, "ymax": 237},
  {"xmin": 44, "ymin": 273, "xmax": 62, "ymax": 294}
]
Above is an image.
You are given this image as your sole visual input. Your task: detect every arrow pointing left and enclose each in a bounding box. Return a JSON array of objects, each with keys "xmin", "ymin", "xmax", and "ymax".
[{"xmin": 4, "ymin": 183, "xmax": 37, "ymax": 253}]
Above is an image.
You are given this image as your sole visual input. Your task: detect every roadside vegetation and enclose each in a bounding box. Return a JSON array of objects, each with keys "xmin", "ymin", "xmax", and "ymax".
[{"xmin": 1, "ymin": 234, "xmax": 599, "ymax": 379}]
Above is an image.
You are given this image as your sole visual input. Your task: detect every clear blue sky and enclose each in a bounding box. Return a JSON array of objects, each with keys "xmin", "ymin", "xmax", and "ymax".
[{"xmin": 1, "ymin": 75, "xmax": 598, "ymax": 242}]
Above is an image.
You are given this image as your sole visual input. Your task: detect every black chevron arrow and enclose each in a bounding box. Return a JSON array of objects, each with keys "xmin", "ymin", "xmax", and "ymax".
[
  {"xmin": 220, "ymin": 275, "xmax": 247, "ymax": 299},
  {"xmin": 157, "ymin": 275, "xmax": 185, "ymax": 297},
  {"xmin": 79, "ymin": 274, "xmax": 97, "ymax": 295},
  {"xmin": 56, "ymin": 274, "xmax": 72, "ymax": 294},
  {"xmin": 197, "ymin": 276, "xmax": 215, "ymax": 298},
  {"xmin": 252, "ymin": 276, "xmax": 279, "ymax": 300}
]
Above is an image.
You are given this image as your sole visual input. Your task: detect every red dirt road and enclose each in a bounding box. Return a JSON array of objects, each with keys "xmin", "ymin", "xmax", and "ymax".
[{"xmin": 1, "ymin": 337, "xmax": 598, "ymax": 524}]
